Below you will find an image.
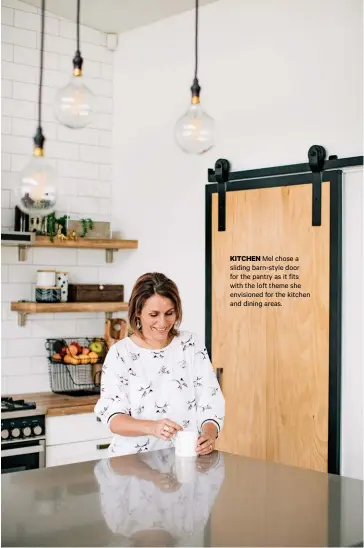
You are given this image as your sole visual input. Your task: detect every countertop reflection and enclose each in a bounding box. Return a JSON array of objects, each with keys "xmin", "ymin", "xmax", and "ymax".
[{"xmin": 2, "ymin": 449, "xmax": 363, "ymax": 547}]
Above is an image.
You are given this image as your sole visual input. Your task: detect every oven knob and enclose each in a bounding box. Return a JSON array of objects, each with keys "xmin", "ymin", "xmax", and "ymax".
[
  {"xmin": 22, "ymin": 426, "xmax": 32, "ymax": 437},
  {"xmin": 11, "ymin": 428, "xmax": 21, "ymax": 438},
  {"xmin": 1, "ymin": 429, "xmax": 9, "ymax": 439},
  {"xmin": 33, "ymin": 425, "xmax": 43, "ymax": 436}
]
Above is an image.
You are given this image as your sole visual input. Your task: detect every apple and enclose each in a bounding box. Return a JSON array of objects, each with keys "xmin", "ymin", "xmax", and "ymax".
[
  {"xmin": 89, "ymin": 341, "xmax": 103, "ymax": 356},
  {"xmin": 82, "ymin": 347, "xmax": 90, "ymax": 355},
  {"xmin": 70, "ymin": 341, "xmax": 82, "ymax": 354},
  {"xmin": 69, "ymin": 344, "xmax": 79, "ymax": 356}
]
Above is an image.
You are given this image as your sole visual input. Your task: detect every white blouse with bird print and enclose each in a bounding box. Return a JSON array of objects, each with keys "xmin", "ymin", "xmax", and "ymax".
[{"xmin": 94, "ymin": 331, "xmax": 225, "ymax": 457}]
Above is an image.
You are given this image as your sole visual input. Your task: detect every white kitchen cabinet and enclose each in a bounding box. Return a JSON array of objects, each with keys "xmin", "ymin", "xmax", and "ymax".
[
  {"xmin": 46, "ymin": 437, "xmax": 111, "ymax": 467},
  {"xmin": 46, "ymin": 412, "xmax": 110, "ymax": 445},
  {"xmin": 46, "ymin": 412, "xmax": 112, "ymax": 468}
]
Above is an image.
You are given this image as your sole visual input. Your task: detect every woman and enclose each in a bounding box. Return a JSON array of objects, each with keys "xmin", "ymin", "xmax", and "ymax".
[{"xmin": 94, "ymin": 272, "xmax": 225, "ymax": 457}]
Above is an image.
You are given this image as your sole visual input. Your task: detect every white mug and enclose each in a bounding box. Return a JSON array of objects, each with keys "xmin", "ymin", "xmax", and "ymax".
[{"xmin": 173, "ymin": 430, "xmax": 199, "ymax": 457}]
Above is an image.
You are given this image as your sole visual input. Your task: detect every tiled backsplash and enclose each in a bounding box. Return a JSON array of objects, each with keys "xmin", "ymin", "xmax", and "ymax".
[{"xmin": 1, "ymin": 0, "xmax": 115, "ymax": 394}]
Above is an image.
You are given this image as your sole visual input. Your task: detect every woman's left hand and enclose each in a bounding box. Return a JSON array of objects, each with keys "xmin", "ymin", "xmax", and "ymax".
[{"xmin": 196, "ymin": 423, "xmax": 218, "ymax": 456}]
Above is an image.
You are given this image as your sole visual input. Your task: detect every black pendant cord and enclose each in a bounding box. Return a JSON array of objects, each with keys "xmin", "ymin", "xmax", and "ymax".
[
  {"xmin": 34, "ymin": 0, "xmax": 45, "ymax": 149},
  {"xmin": 73, "ymin": 0, "xmax": 83, "ymax": 73},
  {"xmin": 191, "ymin": 0, "xmax": 200, "ymax": 98},
  {"xmin": 194, "ymin": 0, "xmax": 198, "ymax": 80},
  {"xmin": 77, "ymin": 0, "xmax": 80, "ymax": 52}
]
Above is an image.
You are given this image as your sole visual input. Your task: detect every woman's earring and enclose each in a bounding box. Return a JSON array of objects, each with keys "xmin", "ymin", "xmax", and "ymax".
[{"xmin": 136, "ymin": 318, "xmax": 142, "ymax": 330}]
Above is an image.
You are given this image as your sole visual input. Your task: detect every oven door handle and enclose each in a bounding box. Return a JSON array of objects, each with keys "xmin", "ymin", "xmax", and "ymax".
[{"xmin": 2, "ymin": 445, "xmax": 44, "ymax": 457}]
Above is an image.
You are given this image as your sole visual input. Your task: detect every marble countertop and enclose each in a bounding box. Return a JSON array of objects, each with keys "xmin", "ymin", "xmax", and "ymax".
[{"xmin": 2, "ymin": 449, "xmax": 363, "ymax": 547}]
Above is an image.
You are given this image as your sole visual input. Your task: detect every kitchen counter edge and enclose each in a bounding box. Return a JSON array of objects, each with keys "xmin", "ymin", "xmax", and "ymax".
[{"xmin": 3, "ymin": 392, "xmax": 99, "ymax": 417}]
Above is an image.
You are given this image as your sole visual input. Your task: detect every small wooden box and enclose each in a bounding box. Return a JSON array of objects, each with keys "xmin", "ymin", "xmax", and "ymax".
[
  {"xmin": 67, "ymin": 220, "xmax": 110, "ymax": 239},
  {"xmin": 68, "ymin": 284, "xmax": 124, "ymax": 303}
]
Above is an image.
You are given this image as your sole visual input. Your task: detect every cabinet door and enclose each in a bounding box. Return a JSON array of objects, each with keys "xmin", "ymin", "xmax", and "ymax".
[
  {"xmin": 46, "ymin": 438, "xmax": 111, "ymax": 467},
  {"xmin": 46, "ymin": 413, "xmax": 111, "ymax": 446}
]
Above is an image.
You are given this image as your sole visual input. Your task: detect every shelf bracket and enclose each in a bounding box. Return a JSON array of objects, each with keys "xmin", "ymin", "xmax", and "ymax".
[
  {"xmin": 18, "ymin": 246, "xmax": 28, "ymax": 262},
  {"xmin": 105, "ymin": 249, "xmax": 116, "ymax": 263},
  {"xmin": 17, "ymin": 312, "xmax": 27, "ymax": 327}
]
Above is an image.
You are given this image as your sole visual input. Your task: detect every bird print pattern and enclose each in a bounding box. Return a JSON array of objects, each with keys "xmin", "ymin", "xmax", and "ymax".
[
  {"xmin": 158, "ymin": 364, "xmax": 170, "ymax": 375},
  {"xmin": 138, "ymin": 383, "xmax": 153, "ymax": 398},
  {"xmin": 152, "ymin": 351, "xmax": 165, "ymax": 359},
  {"xmin": 187, "ymin": 398, "xmax": 197, "ymax": 411},
  {"xmin": 195, "ymin": 348, "xmax": 208, "ymax": 360},
  {"xmin": 117, "ymin": 374, "xmax": 128, "ymax": 387},
  {"xmin": 173, "ymin": 378, "xmax": 188, "ymax": 390},
  {"xmin": 200, "ymin": 404, "xmax": 212, "ymax": 413},
  {"xmin": 94, "ymin": 331, "xmax": 225, "ymax": 457},
  {"xmin": 135, "ymin": 439, "xmax": 150, "ymax": 453},
  {"xmin": 136, "ymin": 405, "xmax": 144, "ymax": 416},
  {"xmin": 155, "ymin": 402, "xmax": 169, "ymax": 415},
  {"xmin": 193, "ymin": 376, "xmax": 203, "ymax": 388},
  {"xmin": 181, "ymin": 335, "xmax": 195, "ymax": 352},
  {"xmin": 115, "ymin": 348, "xmax": 124, "ymax": 363}
]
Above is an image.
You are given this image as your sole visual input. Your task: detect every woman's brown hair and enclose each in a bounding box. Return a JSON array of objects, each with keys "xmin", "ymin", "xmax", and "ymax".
[{"xmin": 128, "ymin": 272, "xmax": 182, "ymax": 337}]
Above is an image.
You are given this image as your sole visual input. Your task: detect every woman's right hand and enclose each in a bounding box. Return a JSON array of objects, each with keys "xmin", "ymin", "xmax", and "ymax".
[{"xmin": 149, "ymin": 418, "xmax": 182, "ymax": 441}]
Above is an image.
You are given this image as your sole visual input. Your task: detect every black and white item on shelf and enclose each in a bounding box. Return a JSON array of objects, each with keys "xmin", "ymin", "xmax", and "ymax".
[
  {"xmin": 56, "ymin": 271, "xmax": 68, "ymax": 303},
  {"xmin": 35, "ymin": 286, "xmax": 61, "ymax": 303}
]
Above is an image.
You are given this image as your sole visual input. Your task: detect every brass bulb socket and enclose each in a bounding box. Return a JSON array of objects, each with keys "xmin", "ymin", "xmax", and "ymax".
[
  {"xmin": 34, "ymin": 147, "xmax": 44, "ymax": 157},
  {"xmin": 191, "ymin": 95, "xmax": 200, "ymax": 105},
  {"xmin": 73, "ymin": 68, "xmax": 82, "ymax": 77}
]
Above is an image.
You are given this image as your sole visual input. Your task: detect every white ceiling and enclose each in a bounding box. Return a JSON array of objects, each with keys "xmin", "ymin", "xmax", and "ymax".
[{"xmin": 22, "ymin": 0, "xmax": 219, "ymax": 34}]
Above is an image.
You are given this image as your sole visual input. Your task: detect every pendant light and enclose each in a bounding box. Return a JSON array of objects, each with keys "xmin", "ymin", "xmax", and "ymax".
[
  {"xmin": 175, "ymin": 0, "xmax": 215, "ymax": 155},
  {"xmin": 17, "ymin": 0, "xmax": 57, "ymax": 217},
  {"xmin": 54, "ymin": 0, "xmax": 95, "ymax": 128}
]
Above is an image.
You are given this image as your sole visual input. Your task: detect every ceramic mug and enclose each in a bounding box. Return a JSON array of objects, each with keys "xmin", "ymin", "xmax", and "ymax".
[{"xmin": 172, "ymin": 430, "xmax": 199, "ymax": 458}]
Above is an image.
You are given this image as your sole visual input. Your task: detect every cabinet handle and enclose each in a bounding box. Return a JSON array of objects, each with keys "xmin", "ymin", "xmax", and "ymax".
[
  {"xmin": 3, "ymin": 445, "xmax": 44, "ymax": 457},
  {"xmin": 216, "ymin": 367, "xmax": 223, "ymax": 387},
  {"xmin": 97, "ymin": 443, "xmax": 110, "ymax": 451}
]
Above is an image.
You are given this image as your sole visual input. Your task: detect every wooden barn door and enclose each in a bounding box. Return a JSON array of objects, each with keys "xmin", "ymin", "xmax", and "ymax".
[{"xmin": 206, "ymin": 172, "xmax": 342, "ymax": 473}]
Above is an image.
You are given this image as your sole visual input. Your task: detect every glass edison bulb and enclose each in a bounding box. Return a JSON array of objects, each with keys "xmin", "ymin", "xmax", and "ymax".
[
  {"xmin": 55, "ymin": 74, "xmax": 95, "ymax": 129},
  {"xmin": 17, "ymin": 154, "xmax": 57, "ymax": 217},
  {"xmin": 175, "ymin": 101, "xmax": 215, "ymax": 155}
]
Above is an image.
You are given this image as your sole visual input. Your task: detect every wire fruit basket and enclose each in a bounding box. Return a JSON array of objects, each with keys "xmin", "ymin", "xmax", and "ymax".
[{"xmin": 45, "ymin": 337, "xmax": 106, "ymax": 396}]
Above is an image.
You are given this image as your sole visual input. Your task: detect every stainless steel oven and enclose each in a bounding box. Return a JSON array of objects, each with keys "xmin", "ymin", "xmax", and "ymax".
[
  {"xmin": 1, "ymin": 437, "xmax": 46, "ymax": 474},
  {"xmin": 1, "ymin": 398, "xmax": 46, "ymax": 474}
]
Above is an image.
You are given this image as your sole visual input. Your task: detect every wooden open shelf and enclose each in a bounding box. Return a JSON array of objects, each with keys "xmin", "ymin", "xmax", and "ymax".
[
  {"xmin": 34, "ymin": 236, "xmax": 138, "ymax": 250},
  {"xmin": 11, "ymin": 301, "xmax": 128, "ymax": 326},
  {"xmin": 13, "ymin": 237, "xmax": 138, "ymax": 263}
]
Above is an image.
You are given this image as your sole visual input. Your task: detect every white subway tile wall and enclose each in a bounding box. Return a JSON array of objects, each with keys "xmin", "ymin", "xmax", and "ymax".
[{"xmin": 1, "ymin": 0, "xmax": 116, "ymax": 394}]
